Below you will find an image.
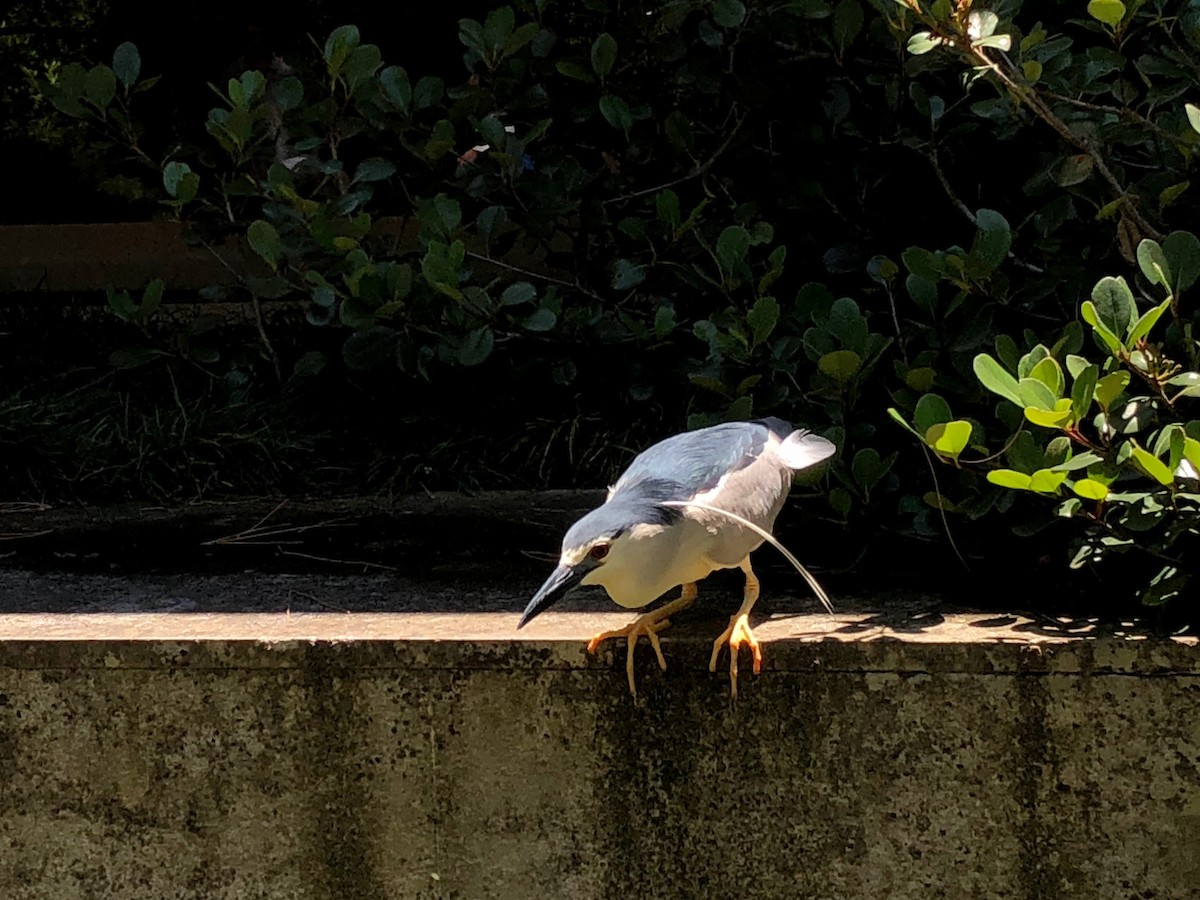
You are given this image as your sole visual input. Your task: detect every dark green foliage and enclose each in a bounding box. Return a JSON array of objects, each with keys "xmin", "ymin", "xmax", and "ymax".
[{"xmin": 19, "ymin": 0, "xmax": 1200, "ymax": 602}]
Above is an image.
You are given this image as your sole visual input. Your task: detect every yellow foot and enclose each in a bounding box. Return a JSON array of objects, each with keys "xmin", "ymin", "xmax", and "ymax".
[
  {"xmin": 587, "ymin": 614, "xmax": 673, "ymax": 696},
  {"xmin": 709, "ymin": 612, "xmax": 762, "ymax": 699}
]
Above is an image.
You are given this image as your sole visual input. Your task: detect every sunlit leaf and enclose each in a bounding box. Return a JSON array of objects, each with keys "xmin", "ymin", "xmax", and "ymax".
[
  {"xmin": 987, "ymin": 469, "xmax": 1032, "ymax": 490},
  {"xmin": 1072, "ymin": 479, "xmax": 1109, "ymax": 500},
  {"xmin": 1029, "ymin": 469, "xmax": 1068, "ymax": 493},
  {"xmin": 1131, "ymin": 446, "xmax": 1174, "ymax": 486},
  {"xmin": 925, "ymin": 420, "xmax": 972, "ymax": 459}
]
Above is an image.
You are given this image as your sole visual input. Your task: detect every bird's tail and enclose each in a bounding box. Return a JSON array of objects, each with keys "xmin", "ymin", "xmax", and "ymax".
[
  {"xmin": 659, "ymin": 499, "xmax": 834, "ymax": 614},
  {"xmin": 778, "ymin": 430, "xmax": 837, "ymax": 471}
]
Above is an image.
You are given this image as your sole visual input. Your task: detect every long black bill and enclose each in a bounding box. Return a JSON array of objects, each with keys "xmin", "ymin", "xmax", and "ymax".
[{"xmin": 518, "ymin": 563, "xmax": 586, "ymax": 628}]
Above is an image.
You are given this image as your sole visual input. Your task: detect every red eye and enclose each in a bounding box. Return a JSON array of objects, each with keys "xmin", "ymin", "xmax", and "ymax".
[{"xmin": 590, "ymin": 544, "xmax": 610, "ymax": 561}]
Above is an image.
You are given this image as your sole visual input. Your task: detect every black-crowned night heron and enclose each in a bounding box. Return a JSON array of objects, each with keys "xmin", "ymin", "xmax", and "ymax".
[{"xmin": 519, "ymin": 417, "xmax": 836, "ymax": 697}]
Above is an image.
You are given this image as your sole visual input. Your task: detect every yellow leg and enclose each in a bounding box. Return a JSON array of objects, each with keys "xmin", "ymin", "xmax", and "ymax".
[
  {"xmin": 587, "ymin": 583, "xmax": 698, "ymax": 696},
  {"xmin": 709, "ymin": 558, "xmax": 762, "ymax": 699}
]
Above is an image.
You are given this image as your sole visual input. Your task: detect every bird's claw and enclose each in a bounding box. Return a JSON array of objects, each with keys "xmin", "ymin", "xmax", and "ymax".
[
  {"xmin": 710, "ymin": 612, "xmax": 762, "ymax": 699},
  {"xmin": 587, "ymin": 615, "xmax": 673, "ymax": 695}
]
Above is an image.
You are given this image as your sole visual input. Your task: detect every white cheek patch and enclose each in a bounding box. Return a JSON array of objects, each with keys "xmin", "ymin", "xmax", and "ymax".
[
  {"xmin": 560, "ymin": 545, "xmax": 590, "ymax": 567},
  {"xmin": 627, "ymin": 523, "xmax": 667, "ymax": 542}
]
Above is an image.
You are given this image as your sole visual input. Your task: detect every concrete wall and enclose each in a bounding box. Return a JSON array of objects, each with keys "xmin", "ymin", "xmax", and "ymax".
[{"xmin": 0, "ymin": 611, "xmax": 1198, "ymax": 899}]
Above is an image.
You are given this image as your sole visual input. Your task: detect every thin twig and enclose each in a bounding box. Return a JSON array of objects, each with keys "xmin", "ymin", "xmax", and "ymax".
[
  {"xmin": 969, "ymin": 47, "xmax": 1164, "ymax": 242},
  {"xmin": 919, "ymin": 444, "xmax": 969, "ymax": 571},
  {"xmin": 1040, "ymin": 90, "xmax": 1190, "ymax": 149},
  {"xmin": 601, "ymin": 114, "xmax": 747, "ymax": 206},
  {"xmin": 921, "ymin": 142, "xmax": 1045, "ymax": 274},
  {"xmin": 279, "ymin": 550, "xmax": 398, "ymax": 572},
  {"xmin": 288, "ymin": 589, "xmax": 351, "ymax": 613},
  {"xmin": 0, "ymin": 530, "xmax": 53, "ymax": 542},
  {"xmin": 197, "ymin": 236, "xmax": 285, "ymax": 382},
  {"xmin": 464, "ymin": 251, "xmax": 604, "ymax": 302}
]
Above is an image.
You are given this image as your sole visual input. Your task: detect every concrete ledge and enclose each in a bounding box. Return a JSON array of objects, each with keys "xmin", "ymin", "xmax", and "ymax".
[{"xmin": 1, "ymin": 610, "xmax": 1198, "ymax": 899}]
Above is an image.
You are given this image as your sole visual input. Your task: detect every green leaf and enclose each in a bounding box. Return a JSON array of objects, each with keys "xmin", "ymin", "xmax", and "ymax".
[
  {"xmin": 141, "ymin": 278, "xmax": 164, "ymax": 316},
  {"xmin": 413, "ymin": 76, "xmax": 444, "ymax": 110},
  {"xmin": 434, "ymin": 195, "xmax": 461, "ymax": 234},
  {"xmin": 1090, "ymin": 276, "xmax": 1136, "ymax": 339},
  {"xmin": 1127, "ymin": 299, "xmax": 1172, "ymax": 348},
  {"xmin": 1086, "ymin": 0, "xmax": 1126, "ymax": 27},
  {"xmin": 1072, "ymin": 479, "xmax": 1109, "ymax": 500},
  {"xmin": 273, "ymin": 76, "xmax": 303, "ymax": 111},
  {"xmin": 907, "ymin": 31, "xmax": 943, "ymax": 55},
  {"xmin": 522, "ymin": 308, "xmax": 557, "ymax": 332},
  {"xmin": 293, "ymin": 350, "xmax": 326, "ymax": 378},
  {"xmin": 818, "ymin": 350, "xmax": 862, "ymax": 382},
  {"xmin": 973, "ymin": 353, "xmax": 1023, "ymax": 406},
  {"xmin": 656, "ymin": 190, "xmax": 680, "ymax": 230},
  {"xmin": 1024, "ymin": 399, "xmax": 1074, "ymax": 429},
  {"xmin": 925, "ymin": 420, "xmax": 972, "ymax": 459},
  {"xmin": 712, "ymin": 0, "xmax": 747, "ymax": 28},
  {"xmin": 971, "ymin": 208, "xmax": 1011, "ymax": 270},
  {"xmin": 112, "ymin": 42, "xmax": 141, "ymax": 89},
  {"xmin": 590, "ymin": 33, "xmax": 617, "ymax": 77},
  {"xmin": 1132, "ymin": 446, "xmax": 1174, "ymax": 485},
  {"xmin": 1051, "ymin": 451, "xmax": 1104, "ymax": 472},
  {"xmin": 342, "ymin": 326, "xmax": 395, "ymax": 370},
  {"xmin": 109, "ymin": 347, "xmax": 165, "ymax": 369},
  {"xmin": 654, "ymin": 304, "xmax": 677, "ymax": 337},
  {"xmin": 500, "ymin": 282, "xmax": 536, "ymax": 306},
  {"xmin": 477, "ymin": 205, "xmax": 508, "ymax": 238},
  {"xmin": 612, "ymin": 259, "xmax": 646, "ymax": 290},
  {"xmin": 458, "ymin": 326, "xmax": 495, "ymax": 366},
  {"xmin": 972, "ymin": 33, "xmax": 1012, "ymax": 51},
  {"xmin": 988, "ymin": 469, "xmax": 1032, "ymax": 490},
  {"xmin": 1017, "ymin": 377, "xmax": 1057, "ymax": 411},
  {"xmin": 483, "ymin": 6, "xmax": 515, "ymax": 53},
  {"xmin": 107, "ymin": 289, "xmax": 137, "ymax": 320},
  {"xmin": 343, "ymin": 44, "xmax": 382, "ymax": 87},
  {"xmin": 1160, "ymin": 182, "xmax": 1190, "ymax": 209},
  {"xmin": 599, "ymin": 95, "xmax": 633, "ymax": 132},
  {"xmin": 1029, "ymin": 469, "xmax": 1068, "ymax": 493},
  {"xmin": 162, "ymin": 161, "xmax": 192, "ymax": 197},
  {"xmin": 913, "ymin": 393, "xmax": 952, "ymax": 433},
  {"xmin": 380, "ymin": 66, "xmax": 412, "ymax": 110},
  {"xmin": 1167, "ymin": 372, "xmax": 1200, "ymax": 399},
  {"xmin": 1080, "ymin": 301, "xmax": 1125, "ymax": 356},
  {"xmin": 968, "ymin": 10, "xmax": 999, "ymax": 38},
  {"xmin": 1187, "ymin": 104, "xmax": 1200, "ymax": 136},
  {"xmin": 1094, "ymin": 371, "xmax": 1130, "ymax": 408},
  {"xmin": 748, "ymin": 296, "xmax": 779, "ymax": 346},
  {"xmin": 1028, "ymin": 356, "xmax": 1065, "ymax": 399},
  {"xmin": 1141, "ymin": 565, "xmax": 1188, "ymax": 606},
  {"xmin": 831, "ymin": 0, "xmax": 863, "ymax": 53},
  {"xmin": 247, "ymin": 220, "xmax": 282, "ymax": 269},
  {"xmin": 1162, "ymin": 231, "xmax": 1200, "ymax": 295},
  {"xmin": 324, "ymin": 25, "xmax": 361, "ymax": 74},
  {"xmin": 851, "ymin": 448, "xmax": 895, "ymax": 493},
  {"xmin": 353, "ymin": 158, "xmax": 396, "ymax": 184},
  {"xmin": 1071, "ymin": 363, "xmax": 1099, "ymax": 421},
  {"xmin": 1018, "ymin": 345, "xmax": 1050, "ymax": 379},
  {"xmin": 1137, "ymin": 239, "xmax": 1171, "ymax": 290},
  {"xmin": 555, "ymin": 60, "xmax": 594, "ymax": 82},
  {"xmin": 905, "ymin": 367, "xmax": 936, "ymax": 392},
  {"xmin": 84, "ymin": 65, "xmax": 117, "ymax": 110},
  {"xmin": 716, "ymin": 226, "xmax": 751, "ymax": 276},
  {"xmin": 1183, "ymin": 437, "xmax": 1200, "ymax": 473}
]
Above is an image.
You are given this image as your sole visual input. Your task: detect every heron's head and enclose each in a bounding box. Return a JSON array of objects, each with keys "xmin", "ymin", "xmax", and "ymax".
[{"xmin": 518, "ymin": 497, "xmax": 675, "ymax": 627}]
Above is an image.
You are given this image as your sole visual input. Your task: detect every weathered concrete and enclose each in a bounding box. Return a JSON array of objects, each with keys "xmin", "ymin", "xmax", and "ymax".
[{"xmin": 0, "ymin": 609, "xmax": 1197, "ymax": 900}]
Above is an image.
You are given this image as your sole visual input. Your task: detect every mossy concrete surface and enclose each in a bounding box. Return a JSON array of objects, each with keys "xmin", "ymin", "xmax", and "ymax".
[{"xmin": 0, "ymin": 610, "xmax": 1197, "ymax": 899}]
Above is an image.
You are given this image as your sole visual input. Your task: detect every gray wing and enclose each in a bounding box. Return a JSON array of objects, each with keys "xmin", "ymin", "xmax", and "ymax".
[{"xmin": 609, "ymin": 420, "xmax": 784, "ymax": 504}]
